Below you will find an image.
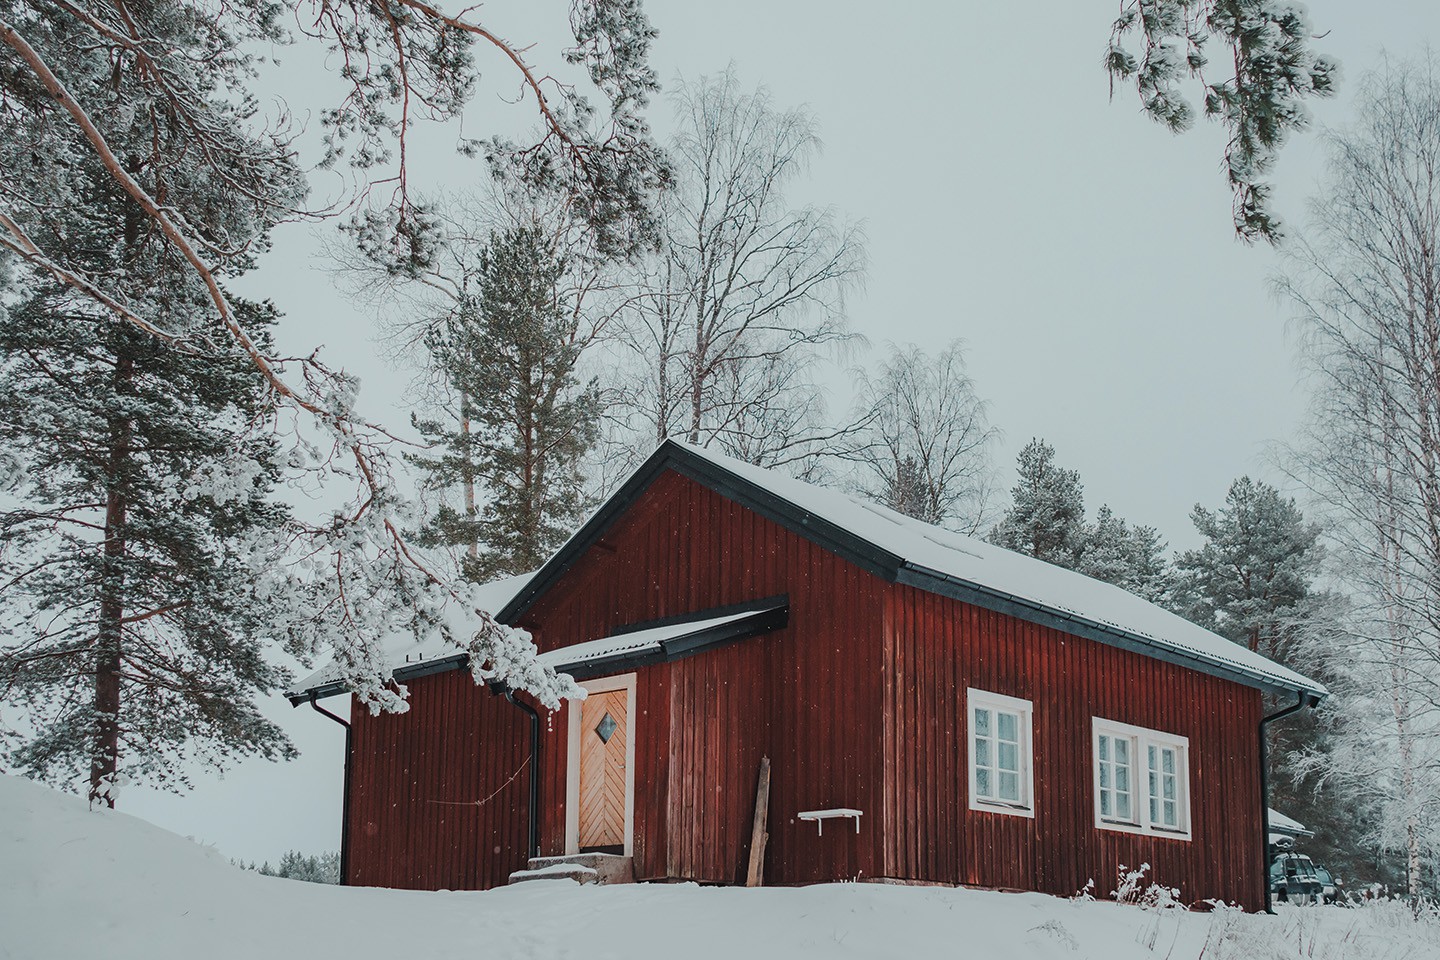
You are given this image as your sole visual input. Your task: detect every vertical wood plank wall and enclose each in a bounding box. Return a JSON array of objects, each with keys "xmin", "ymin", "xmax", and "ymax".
[
  {"xmin": 881, "ymin": 583, "xmax": 1265, "ymax": 909},
  {"xmin": 343, "ymin": 467, "xmax": 1265, "ymax": 908},
  {"xmin": 347, "ymin": 669, "xmax": 530, "ymax": 890},
  {"xmin": 523, "ymin": 469, "xmax": 890, "ymax": 886}
]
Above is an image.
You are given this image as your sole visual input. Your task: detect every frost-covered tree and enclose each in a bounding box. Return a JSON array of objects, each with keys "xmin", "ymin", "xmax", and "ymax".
[
  {"xmin": 1077, "ymin": 506, "xmax": 1171, "ymax": 603},
  {"xmin": 0, "ymin": 14, "xmax": 311, "ymax": 804},
  {"xmin": 410, "ymin": 225, "xmax": 600, "ymax": 582},
  {"xmin": 852, "ymin": 342, "xmax": 996, "ymax": 533},
  {"xmin": 616, "ymin": 70, "xmax": 865, "ymax": 472},
  {"xmin": 1279, "ymin": 57, "xmax": 1440, "ymax": 896},
  {"xmin": 1170, "ymin": 477, "xmax": 1322, "ymax": 661},
  {"xmin": 254, "ymin": 851, "xmax": 342, "ymax": 885},
  {"xmin": 0, "ymin": 221, "xmax": 299, "ymax": 805},
  {"xmin": 990, "ymin": 440, "xmax": 1087, "ymax": 566},
  {"xmin": 1104, "ymin": 0, "xmax": 1337, "ymax": 241},
  {"xmin": 0, "ymin": 0, "xmax": 657, "ymax": 719}
]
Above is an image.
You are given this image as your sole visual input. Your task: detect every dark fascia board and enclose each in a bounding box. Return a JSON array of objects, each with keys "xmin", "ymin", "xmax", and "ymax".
[
  {"xmin": 288, "ymin": 600, "xmax": 790, "ymax": 706},
  {"xmin": 287, "ymin": 653, "xmax": 471, "ymax": 706},
  {"xmin": 897, "ymin": 565, "xmax": 1325, "ymax": 700},
  {"xmin": 496, "ymin": 441, "xmax": 903, "ymax": 624},
  {"xmin": 552, "ymin": 602, "xmax": 788, "ymax": 681},
  {"xmin": 610, "ymin": 594, "xmax": 789, "ymax": 637}
]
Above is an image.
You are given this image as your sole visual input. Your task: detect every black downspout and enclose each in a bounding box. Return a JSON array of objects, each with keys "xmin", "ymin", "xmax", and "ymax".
[
  {"xmin": 499, "ymin": 685, "xmax": 541, "ymax": 861},
  {"xmin": 309, "ymin": 693, "xmax": 353, "ymax": 886},
  {"xmin": 1260, "ymin": 691, "xmax": 1312, "ymax": 914}
]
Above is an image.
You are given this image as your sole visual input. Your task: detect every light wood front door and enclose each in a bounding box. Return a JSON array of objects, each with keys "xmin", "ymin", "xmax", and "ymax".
[{"xmin": 578, "ymin": 688, "xmax": 629, "ymax": 852}]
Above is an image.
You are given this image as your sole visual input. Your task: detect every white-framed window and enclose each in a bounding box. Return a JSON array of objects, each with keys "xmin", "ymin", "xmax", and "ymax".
[
  {"xmin": 967, "ymin": 688, "xmax": 1034, "ymax": 818},
  {"xmin": 1091, "ymin": 718, "xmax": 1191, "ymax": 840}
]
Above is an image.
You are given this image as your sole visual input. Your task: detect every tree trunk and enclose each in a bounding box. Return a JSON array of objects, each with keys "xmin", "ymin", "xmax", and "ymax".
[
  {"xmin": 90, "ymin": 352, "xmax": 133, "ymax": 808},
  {"xmin": 459, "ymin": 392, "xmax": 478, "ymax": 560}
]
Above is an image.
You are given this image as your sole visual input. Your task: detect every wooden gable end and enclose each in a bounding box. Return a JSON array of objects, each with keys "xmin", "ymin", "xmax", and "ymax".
[{"xmin": 521, "ymin": 467, "xmax": 892, "ymax": 885}]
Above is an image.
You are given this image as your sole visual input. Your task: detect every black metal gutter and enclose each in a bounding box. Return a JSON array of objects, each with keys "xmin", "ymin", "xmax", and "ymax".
[
  {"xmin": 498, "ymin": 685, "xmax": 541, "ymax": 860},
  {"xmin": 308, "ymin": 693, "xmax": 353, "ymax": 886},
  {"xmin": 1259, "ymin": 691, "xmax": 1316, "ymax": 913}
]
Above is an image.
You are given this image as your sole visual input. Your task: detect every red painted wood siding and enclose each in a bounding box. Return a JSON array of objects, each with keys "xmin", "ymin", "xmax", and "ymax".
[
  {"xmin": 342, "ymin": 467, "xmax": 1265, "ymax": 907},
  {"xmin": 524, "ymin": 468, "xmax": 890, "ymax": 885},
  {"xmin": 881, "ymin": 583, "xmax": 1265, "ymax": 908},
  {"xmin": 346, "ymin": 669, "xmax": 530, "ymax": 890}
]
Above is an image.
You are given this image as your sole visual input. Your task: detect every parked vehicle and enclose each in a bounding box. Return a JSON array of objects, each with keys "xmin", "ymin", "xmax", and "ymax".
[
  {"xmin": 1313, "ymin": 865, "xmax": 1344, "ymax": 905},
  {"xmin": 1270, "ymin": 853, "xmax": 1324, "ymax": 904}
]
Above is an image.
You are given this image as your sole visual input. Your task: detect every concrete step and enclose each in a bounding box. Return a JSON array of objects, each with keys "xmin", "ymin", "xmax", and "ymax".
[
  {"xmin": 508, "ymin": 862, "xmax": 599, "ymax": 885},
  {"xmin": 508, "ymin": 853, "xmax": 634, "ymax": 885}
]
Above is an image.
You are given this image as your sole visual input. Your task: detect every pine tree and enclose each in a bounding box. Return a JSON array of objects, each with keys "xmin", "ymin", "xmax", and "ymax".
[
  {"xmin": 0, "ymin": 17, "xmax": 302, "ymax": 804},
  {"xmin": 412, "ymin": 226, "xmax": 600, "ymax": 582},
  {"xmin": 1171, "ymin": 476, "xmax": 1323, "ymax": 660},
  {"xmin": 1077, "ymin": 505, "xmax": 1171, "ymax": 602},
  {"xmin": 1169, "ymin": 477, "xmax": 1353, "ymax": 885},
  {"xmin": 0, "ymin": 239, "xmax": 297, "ymax": 806},
  {"xmin": 989, "ymin": 439, "xmax": 1087, "ymax": 566}
]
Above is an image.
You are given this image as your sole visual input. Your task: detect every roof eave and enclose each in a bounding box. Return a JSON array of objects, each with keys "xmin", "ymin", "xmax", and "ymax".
[
  {"xmin": 287, "ymin": 600, "xmax": 790, "ymax": 706},
  {"xmin": 896, "ymin": 563, "xmax": 1327, "ymax": 700}
]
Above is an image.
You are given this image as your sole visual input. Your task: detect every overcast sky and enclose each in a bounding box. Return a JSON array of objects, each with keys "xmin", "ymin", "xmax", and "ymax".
[{"xmin": 119, "ymin": 0, "xmax": 1436, "ymax": 864}]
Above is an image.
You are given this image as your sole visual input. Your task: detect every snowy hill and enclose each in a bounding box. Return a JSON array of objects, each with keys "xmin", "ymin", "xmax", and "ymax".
[{"xmin": 2, "ymin": 774, "xmax": 1434, "ymax": 960}]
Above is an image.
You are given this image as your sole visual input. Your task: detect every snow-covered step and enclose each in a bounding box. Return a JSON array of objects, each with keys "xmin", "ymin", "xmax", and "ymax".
[{"xmin": 508, "ymin": 853, "xmax": 634, "ymax": 886}]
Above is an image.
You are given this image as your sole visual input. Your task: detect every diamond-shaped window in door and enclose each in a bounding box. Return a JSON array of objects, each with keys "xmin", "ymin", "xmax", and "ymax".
[{"xmin": 594, "ymin": 713, "xmax": 618, "ymax": 744}]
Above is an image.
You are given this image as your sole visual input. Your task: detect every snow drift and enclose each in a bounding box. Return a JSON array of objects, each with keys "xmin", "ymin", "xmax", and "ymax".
[{"xmin": 2, "ymin": 773, "xmax": 1434, "ymax": 960}]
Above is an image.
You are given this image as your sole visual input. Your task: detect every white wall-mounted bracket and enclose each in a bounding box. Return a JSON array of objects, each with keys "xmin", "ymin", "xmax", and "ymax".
[{"xmin": 798, "ymin": 808, "xmax": 863, "ymax": 835}]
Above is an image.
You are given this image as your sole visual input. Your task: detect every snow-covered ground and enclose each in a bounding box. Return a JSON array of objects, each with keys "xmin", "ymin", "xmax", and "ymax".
[{"xmin": 3, "ymin": 774, "xmax": 1434, "ymax": 960}]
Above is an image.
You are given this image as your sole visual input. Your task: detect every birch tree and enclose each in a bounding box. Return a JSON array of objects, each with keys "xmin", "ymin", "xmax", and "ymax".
[
  {"xmin": 617, "ymin": 71, "xmax": 865, "ymax": 470},
  {"xmin": 1281, "ymin": 57, "xmax": 1440, "ymax": 895},
  {"xmin": 851, "ymin": 341, "xmax": 996, "ymax": 533}
]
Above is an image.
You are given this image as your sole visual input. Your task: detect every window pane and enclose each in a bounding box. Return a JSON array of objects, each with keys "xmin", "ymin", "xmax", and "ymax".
[
  {"xmin": 975, "ymin": 738, "xmax": 990, "ymax": 768},
  {"xmin": 974, "ymin": 708, "xmax": 990, "ymax": 737},
  {"xmin": 999, "ymin": 771, "xmax": 1019, "ymax": 802},
  {"xmin": 1163, "ymin": 775, "xmax": 1175, "ymax": 801},
  {"xmin": 1115, "ymin": 738, "xmax": 1129, "ymax": 765},
  {"xmin": 976, "ymin": 767, "xmax": 991, "ymax": 798},
  {"xmin": 1116, "ymin": 765, "xmax": 1129, "ymax": 793},
  {"xmin": 1162, "ymin": 749, "xmax": 1175, "ymax": 775},
  {"xmin": 1100, "ymin": 791, "xmax": 1112, "ymax": 817},
  {"xmin": 1163, "ymin": 799, "xmax": 1177, "ymax": 826},
  {"xmin": 997, "ymin": 711, "xmax": 1017, "ymax": 742},
  {"xmin": 1150, "ymin": 797, "xmax": 1159, "ymax": 824},
  {"xmin": 1116, "ymin": 793, "xmax": 1131, "ymax": 821},
  {"xmin": 1099, "ymin": 736, "xmax": 1110, "ymax": 762},
  {"xmin": 1099, "ymin": 762, "xmax": 1111, "ymax": 790},
  {"xmin": 997, "ymin": 741, "xmax": 1018, "ymax": 772},
  {"xmin": 1148, "ymin": 744, "xmax": 1158, "ymax": 771}
]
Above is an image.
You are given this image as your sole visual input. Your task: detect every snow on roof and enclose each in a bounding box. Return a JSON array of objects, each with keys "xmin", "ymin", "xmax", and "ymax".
[
  {"xmin": 664, "ymin": 440, "xmax": 1326, "ymax": 698},
  {"xmin": 285, "ymin": 572, "xmax": 533, "ymax": 701},
  {"xmin": 1268, "ymin": 808, "xmax": 1313, "ymax": 837},
  {"xmin": 536, "ymin": 609, "xmax": 771, "ymax": 673}
]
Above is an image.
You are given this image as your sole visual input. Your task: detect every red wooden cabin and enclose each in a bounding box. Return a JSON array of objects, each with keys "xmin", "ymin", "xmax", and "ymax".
[{"xmin": 290, "ymin": 440, "xmax": 1325, "ymax": 909}]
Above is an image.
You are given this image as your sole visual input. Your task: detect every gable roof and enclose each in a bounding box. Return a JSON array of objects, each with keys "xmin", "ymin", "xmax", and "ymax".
[{"xmin": 500, "ymin": 440, "xmax": 1326, "ymax": 700}]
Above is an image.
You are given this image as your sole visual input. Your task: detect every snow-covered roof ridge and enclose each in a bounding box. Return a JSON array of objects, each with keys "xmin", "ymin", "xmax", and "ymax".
[{"xmin": 663, "ymin": 440, "xmax": 1325, "ymax": 698}]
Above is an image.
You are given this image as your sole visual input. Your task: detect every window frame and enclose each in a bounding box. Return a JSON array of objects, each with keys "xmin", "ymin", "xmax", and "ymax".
[
  {"xmin": 966, "ymin": 687, "xmax": 1035, "ymax": 819},
  {"xmin": 1090, "ymin": 717, "xmax": 1192, "ymax": 841}
]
